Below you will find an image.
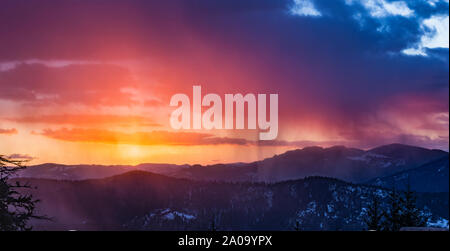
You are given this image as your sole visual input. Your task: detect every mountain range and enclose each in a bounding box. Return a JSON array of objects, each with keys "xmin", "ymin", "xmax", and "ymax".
[
  {"xmin": 20, "ymin": 171, "xmax": 449, "ymax": 231},
  {"xmin": 16, "ymin": 144, "xmax": 449, "ymax": 192},
  {"xmin": 10, "ymin": 143, "xmax": 448, "ymax": 230}
]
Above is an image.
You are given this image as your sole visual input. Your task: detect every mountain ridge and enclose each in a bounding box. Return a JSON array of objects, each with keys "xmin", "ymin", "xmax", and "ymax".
[
  {"xmin": 15, "ymin": 170, "xmax": 448, "ymax": 231},
  {"xmin": 366, "ymin": 155, "xmax": 449, "ymax": 192},
  {"xmin": 15, "ymin": 143, "xmax": 449, "ymax": 184}
]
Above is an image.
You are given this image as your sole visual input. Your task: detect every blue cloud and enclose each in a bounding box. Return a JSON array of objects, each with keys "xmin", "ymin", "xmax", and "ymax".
[{"xmin": 303, "ymin": 0, "xmax": 449, "ymax": 57}]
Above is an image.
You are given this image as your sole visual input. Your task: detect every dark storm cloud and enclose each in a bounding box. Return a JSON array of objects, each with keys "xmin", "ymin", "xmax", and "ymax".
[
  {"xmin": 0, "ymin": 0, "xmax": 447, "ymax": 97},
  {"xmin": 0, "ymin": 0, "xmax": 441, "ymax": 59},
  {"xmin": 0, "ymin": 0, "xmax": 448, "ymax": 148}
]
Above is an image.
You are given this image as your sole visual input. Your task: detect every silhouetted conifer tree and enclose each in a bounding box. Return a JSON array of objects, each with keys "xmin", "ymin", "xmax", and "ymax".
[
  {"xmin": 293, "ymin": 219, "xmax": 301, "ymax": 231},
  {"xmin": 382, "ymin": 188, "xmax": 404, "ymax": 231},
  {"xmin": 0, "ymin": 155, "xmax": 48, "ymax": 231},
  {"xmin": 365, "ymin": 181, "xmax": 429, "ymax": 231},
  {"xmin": 364, "ymin": 193, "xmax": 383, "ymax": 231},
  {"xmin": 400, "ymin": 180, "xmax": 428, "ymax": 228}
]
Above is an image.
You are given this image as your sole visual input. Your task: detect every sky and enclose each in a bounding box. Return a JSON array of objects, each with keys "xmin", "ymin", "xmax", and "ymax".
[{"xmin": 0, "ymin": 0, "xmax": 448, "ymax": 165}]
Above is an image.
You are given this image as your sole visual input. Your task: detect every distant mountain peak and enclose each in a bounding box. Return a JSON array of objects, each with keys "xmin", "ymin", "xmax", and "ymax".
[{"xmin": 369, "ymin": 143, "xmax": 446, "ymax": 153}]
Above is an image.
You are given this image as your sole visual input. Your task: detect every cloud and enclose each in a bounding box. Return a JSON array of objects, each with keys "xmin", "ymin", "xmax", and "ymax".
[
  {"xmin": 0, "ymin": 128, "xmax": 17, "ymax": 134},
  {"xmin": 0, "ymin": 63, "xmax": 138, "ymax": 106},
  {"xmin": 366, "ymin": 133, "xmax": 449, "ymax": 150},
  {"xmin": 35, "ymin": 128, "xmax": 251, "ymax": 146},
  {"xmin": 337, "ymin": 98, "xmax": 449, "ymax": 150},
  {"xmin": 34, "ymin": 126, "xmax": 448, "ymax": 150},
  {"xmin": 290, "ymin": 0, "xmax": 322, "ymax": 16},
  {"xmin": 427, "ymin": 0, "xmax": 449, "ymax": 7},
  {"xmin": 34, "ymin": 128, "xmax": 350, "ymax": 147},
  {"xmin": 6, "ymin": 153, "xmax": 36, "ymax": 161},
  {"xmin": 355, "ymin": 0, "xmax": 414, "ymax": 18},
  {"xmin": 402, "ymin": 47, "xmax": 428, "ymax": 56},
  {"xmin": 0, "ymin": 59, "xmax": 111, "ymax": 72},
  {"xmin": 403, "ymin": 14, "xmax": 449, "ymax": 56},
  {"xmin": 0, "ymin": 0, "xmax": 445, "ymax": 59},
  {"xmin": 5, "ymin": 114, "xmax": 160, "ymax": 127},
  {"xmin": 422, "ymin": 14, "xmax": 449, "ymax": 48},
  {"xmin": 0, "ymin": 0, "xmax": 447, "ymax": 150}
]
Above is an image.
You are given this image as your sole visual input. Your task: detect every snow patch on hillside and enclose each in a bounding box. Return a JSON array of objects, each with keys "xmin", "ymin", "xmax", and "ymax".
[{"xmin": 428, "ymin": 218, "xmax": 449, "ymax": 229}]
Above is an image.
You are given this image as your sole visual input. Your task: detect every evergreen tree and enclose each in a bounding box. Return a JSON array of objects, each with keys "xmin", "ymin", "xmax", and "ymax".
[
  {"xmin": 293, "ymin": 219, "xmax": 301, "ymax": 231},
  {"xmin": 400, "ymin": 181, "xmax": 428, "ymax": 228},
  {"xmin": 365, "ymin": 180, "xmax": 430, "ymax": 231},
  {"xmin": 381, "ymin": 188, "xmax": 404, "ymax": 231},
  {"xmin": 0, "ymin": 155, "xmax": 48, "ymax": 231},
  {"xmin": 364, "ymin": 193, "xmax": 383, "ymax": 231}
]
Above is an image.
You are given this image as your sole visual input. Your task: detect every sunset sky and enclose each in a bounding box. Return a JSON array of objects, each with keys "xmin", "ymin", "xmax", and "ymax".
[{"xmin": 0, "ymin": 0, "xmax": 448, "ymax": 165}]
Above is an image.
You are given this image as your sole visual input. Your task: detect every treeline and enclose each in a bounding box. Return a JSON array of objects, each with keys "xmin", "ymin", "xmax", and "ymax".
[{"xmin": 364, "ymin": 185, "xmax": 428, "ymax": 231}]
